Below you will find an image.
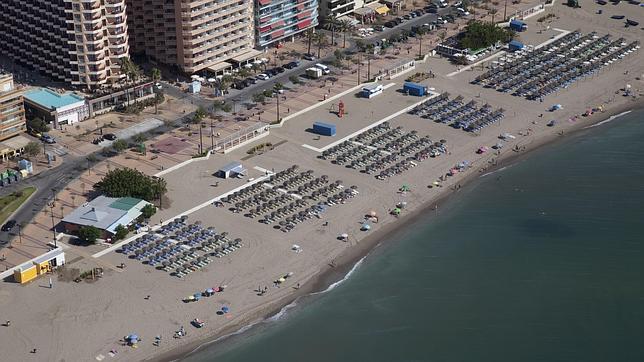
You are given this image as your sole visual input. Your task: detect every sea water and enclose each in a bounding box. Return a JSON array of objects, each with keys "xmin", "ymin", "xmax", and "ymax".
[{"xmin": 183, "ymin": 109, "xmax": 644, "ymax": 362}]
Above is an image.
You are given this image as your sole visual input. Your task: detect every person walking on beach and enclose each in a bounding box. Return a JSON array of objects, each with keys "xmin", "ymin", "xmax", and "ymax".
[{"xmin": 49, "ymin": 277, "xmax": 53, "ymax": 289}]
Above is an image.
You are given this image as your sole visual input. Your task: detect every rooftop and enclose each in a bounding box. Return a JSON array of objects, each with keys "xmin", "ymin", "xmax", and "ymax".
[
  {"xmin": 62, "ymin": 195, "xmax": 150, "ymax": 234},
  {"xmin": 24, "ymin": 88, "xmax": 85, "ymax": 110}
]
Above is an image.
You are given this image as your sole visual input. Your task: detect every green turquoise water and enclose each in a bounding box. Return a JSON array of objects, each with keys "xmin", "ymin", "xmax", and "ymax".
[{"xmin": 182, "ymin": 109, "xmax": 644, "ymax": 362}]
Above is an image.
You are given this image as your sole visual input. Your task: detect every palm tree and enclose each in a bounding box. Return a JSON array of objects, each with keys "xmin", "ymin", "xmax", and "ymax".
[
  {"xmin": 151, "ymin": 68, "xmax": 161, "ymax": 114},
  {"xmin": 322, "ymin": 16, "xmax": 339, "ymax": 46},
  {"xmin": 489, "ymin": 8, "xmax": 498, "ymax": 23},
  {"xmin": 119, "ymin": 58, "xmax": 141, "ymax": 105},
  {"xmin": 416, "ymin": 28, "xmax": 427, "ymax": 59},
  {"xmin": 316, "ymin": 33, "xmax": 328, "ymax": 58},
  {"xmin": 305, "ymin": 28, "xmax": 315, "ymax": 56},
  {"xmin": 337, "ymin": 19, "xmax": 355, "ymax": 48}
]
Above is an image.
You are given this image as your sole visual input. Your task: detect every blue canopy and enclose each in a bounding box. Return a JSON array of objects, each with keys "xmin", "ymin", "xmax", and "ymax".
[
  {"xmin": 222, "ymin": 306, "xmax": 230, "ymax": 313},
  {"xmin": 127, "ymin": 334, "xmax": 139, "ymax": 340}
]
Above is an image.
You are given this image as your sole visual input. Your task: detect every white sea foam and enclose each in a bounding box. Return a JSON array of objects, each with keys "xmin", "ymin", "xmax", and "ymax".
[
  {"xmin": 584, "ymin": 110, "xmax": 631, "ymax": 129},
  {"xmin": 480, "ymin": 165, "xmax": 510, "ymax": 178},
  {"xmin": 180, "ymin": 255, "xmax": 368, "ymax": 359},
  {"xmin": 311, "ymin": 255, "xmax": 366, "ymax": 295}
]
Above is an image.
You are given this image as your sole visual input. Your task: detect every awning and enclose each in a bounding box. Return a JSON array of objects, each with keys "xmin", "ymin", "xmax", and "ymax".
[
  {"xmin": 260, "ymin": 16, "xmax": 271, "ymax": 23},
  {"xmin": 206, "ymin": 61, "xmax": 233, "ymax": 73},
  {"xmin": 297, "ymin": 4, "xmax": 305, "ymax": 10},
  {"xmin": 259, "ymin": 24, "xmax": 272, "ymax": 33},
  {"xmin": 229, "ymin": 49, "xmax": 263, "ymax": 63},
  {"xmin": 258, "ymin": 0, "xmax": 271, "ymax": 5},
  {"xmin": 375, "ymin": 5, "xmax": 390, "ymax": 14},
  {"xmin": 271, "ymin": 29, "xmax": 285, "ymax": 39},
  {"xmin": 297, "ymin": 10, "xmax": 311, "ymax": 19},
  {"xmin": 297, "ymin": 19, "xmax": 312, "ymax": 30},
  {"xmin": 272, "ymin": 19, "xmax": 285, "ymax": 27}
]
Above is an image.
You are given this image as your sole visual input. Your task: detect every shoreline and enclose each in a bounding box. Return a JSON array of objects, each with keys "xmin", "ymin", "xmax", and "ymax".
[{"xmin": 154, "ymin": 99, "xmax": 644, "ymax": 362}]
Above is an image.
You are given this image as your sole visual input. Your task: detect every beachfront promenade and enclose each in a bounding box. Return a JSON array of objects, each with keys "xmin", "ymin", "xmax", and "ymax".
[{"xmin": 0, "ymin": 2, "xmax": 643, "ymax": 361}]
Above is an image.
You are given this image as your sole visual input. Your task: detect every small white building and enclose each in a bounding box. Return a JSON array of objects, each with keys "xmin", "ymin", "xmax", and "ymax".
[
  {"xmin": 361, "ymin": 83, "xmax": 384, "ymax": 98},
  {"xmin": 24, "ymin": 88, "xmax": 88, "ymax": 127}
]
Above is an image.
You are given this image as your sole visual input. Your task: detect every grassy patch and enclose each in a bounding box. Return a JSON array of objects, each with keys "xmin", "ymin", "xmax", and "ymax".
[{"xmin": 0, "ymin": 187, "xmax": 36, "ymax": 224}]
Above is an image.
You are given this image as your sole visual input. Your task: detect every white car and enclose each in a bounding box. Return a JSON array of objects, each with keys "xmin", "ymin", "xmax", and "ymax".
[{"xmin": 256, "ymin": 73, "xmax": 269, "ymax": 80}]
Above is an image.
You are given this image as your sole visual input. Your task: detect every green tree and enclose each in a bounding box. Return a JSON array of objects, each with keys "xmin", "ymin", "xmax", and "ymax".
[
  {"xmin": 26, "ymin": 117, "xmax": 50, "ymax": 133},
  {"xmin": 23, "ymin": 141, "xmax": 42, "ymax": 158},
  {"xmin": 112, "ymin": 139, "xmax": 128, "ymax": 153},
  {"xmin": 94, "ymin": 167, "xmax": 167, "ymax": 202},
  {"xmin": 133, "ymin": 133, "xmax": 147, "ymax": 144},
  {"xmin": 273, "ymin": 82, "xmax": 284, "ymax": 91},
  {"xmin": 458, "ymin": 21, "xmax": 514, "ymax": 50},
  {"xmin": 141, "ymin": 204, "xmax": 157, "ymax": 219},
  {"xmin": 78, "ymin": 225, "xmax": 101, "ymax": 244},
  {"xmin": 114, "ymin": 224, "xmax": 128, "ymax": 241}
]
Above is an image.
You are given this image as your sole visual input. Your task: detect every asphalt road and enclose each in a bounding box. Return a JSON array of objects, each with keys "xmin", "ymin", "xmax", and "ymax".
[{"xmin": 162, "ymin": 6, "xmax": 458, "ymax": 110}]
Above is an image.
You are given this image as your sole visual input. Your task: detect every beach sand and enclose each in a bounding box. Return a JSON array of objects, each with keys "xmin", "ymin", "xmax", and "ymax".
[{"xmin": 0, "ymin": 3, "xmax": 642, "ymax": 361}]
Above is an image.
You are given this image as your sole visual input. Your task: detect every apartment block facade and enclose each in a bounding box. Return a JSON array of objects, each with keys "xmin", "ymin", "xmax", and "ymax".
[
  {"xmin": 127, "ymin": 0, "xmax": 256, "ymax": 74},
  {"xmin": 0, "ymin": 0, "xmax": 130, "ymax": 89},
  {"xmin": 256, "ymin": 0, "xmax": 319, "ymax": 48},
  {"xmin": 0, "ymin": 74, "xmax": 27, "ymax": 142}
]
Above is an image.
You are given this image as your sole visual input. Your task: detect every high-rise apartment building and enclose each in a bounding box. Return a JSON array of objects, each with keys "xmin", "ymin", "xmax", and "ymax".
[
  {"xmin": 127, "ymin": 0, "xmax": 256, "ymax": 74},
  {"xmin": 0, "ymin": 0, "xmax": 130, "ymax": 89},
  {"xmin": 0, "ymin": 73, "xmax": 27, "ymax": 141},
  {"xmin": 255, "ymin": 0, "xmax": 319, "ymax": 48}
]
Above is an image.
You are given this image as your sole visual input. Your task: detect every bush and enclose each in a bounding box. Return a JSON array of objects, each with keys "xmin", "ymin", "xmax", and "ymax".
[
  {"xmin": 141, "ymin": 204, "xmax": 157, "ymax": 219},
  {"xmin": 114, "ymin": 224, "xmax": 128, "ymax": 241},
  {"xmin": 78, "ymin": 226, "xmax": 101, "ymax": 244},
  {"xmin": 246, "ymin": 142, "xmax": 273, "ymax": 154},
  {"xmin": 23, "ymin": 141, "xmax": 42, "ymax": 158},
  {"xmin": 252, "ymin": 93, "xmax": 265, "ymax": 104},
  {"xmin": 289, "ymin": 75, "xmax": 300, "ymax": 84},
  {"xmin": 112, "ymin": 139, "xmax": 128, "ymax": 153}
]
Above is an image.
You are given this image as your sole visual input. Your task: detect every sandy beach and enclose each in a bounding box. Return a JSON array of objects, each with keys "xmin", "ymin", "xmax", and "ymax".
[{"xmin": 0, "ymin": 2, "xmax": 642, "ymax": 362}]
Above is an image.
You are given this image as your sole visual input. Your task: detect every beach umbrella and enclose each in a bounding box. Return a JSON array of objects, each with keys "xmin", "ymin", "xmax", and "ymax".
[
  {"xmin": 369, "ymin": 210, "xmax": 377, "ymax": 217},
  {"xmin": 361, "ymin": 223, "xmax": 371, "ymax": 231},
  {"xmin": 340, "ymin": 233, "xmax": 349, "ymax": 240},
  {"xmin": 221, "ymin": 306, "xmax": 230, "ymax": 313}
]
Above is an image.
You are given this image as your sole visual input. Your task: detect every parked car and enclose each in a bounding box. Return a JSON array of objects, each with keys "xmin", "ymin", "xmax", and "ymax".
[
  {"xmin": 275, "ymin": 66, "xmax": 285, "ymax": 73},
  {"xmin": 375, "ymin": 25, "xmax": 385, "ymax": 31},
  {"xmin": 414, "ymin": 10, "xmax": 423, "ymax": 16},
  {"xmin": 41, "ymin": 134, "xmax": 56, "ymax": 144},
  {"xmin": 245, "ymin": 77, "xmax": 257, "ymax": 84},
  {"xmin": 409, "ymin": 12, "xmax": 417, "ymax": 18},
  {"xmin": 256, "ymin": 73, "xmax": 270, "ymax": 80},
  {"xmin": 2, "ymin": 220, "xmax": 16, "ymax": 232},
  {"xmin": 103, "ymin": 133, "xmax": 117, "ymax": 141},
  {"xmin": 303, "ymin": 53, "xmax": 316, "ymax": 61},
  {"xmin": 27, "ymin": 128, "xmax": 42, "ymax": 139},
  {"xmin": 284, "ymin": 60, "xmax": 300, "ymax": 69},
  {"xmin": 403, "ymin": 14, "xmax": 411, "ymax": 20},
  {"xmin": 384, "ymin": 21, "xmax": 395, "ymax": 28}
]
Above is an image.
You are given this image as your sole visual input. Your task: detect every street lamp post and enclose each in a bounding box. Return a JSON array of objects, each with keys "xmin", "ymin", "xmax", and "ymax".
[{"xmin": 49, "ymin": 202, "xmax": 56, "ymax": 248}]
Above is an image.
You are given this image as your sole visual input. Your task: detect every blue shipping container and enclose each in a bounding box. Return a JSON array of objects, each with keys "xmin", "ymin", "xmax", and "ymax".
[
  {"xmin": 508, "ymin": 40, "xmax": 524, "ymax": 51},
  {"xmin": 509, "ymin": 19, "xmax": 527, "ymax": 32},
  {"xmin": 313, "ymin": 122, "xmax": 336, "ymax": 136},
  {"xmin": 403, "ymin": 82, "xmax": 427, "ymax": 97}
]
